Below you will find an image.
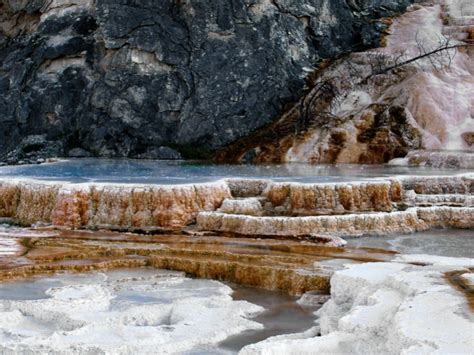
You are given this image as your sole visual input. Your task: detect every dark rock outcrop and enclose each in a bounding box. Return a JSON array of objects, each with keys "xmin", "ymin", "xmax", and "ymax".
[{"xmin": 0, "ymin": 0, "xmax": 412, "ymax": 162}]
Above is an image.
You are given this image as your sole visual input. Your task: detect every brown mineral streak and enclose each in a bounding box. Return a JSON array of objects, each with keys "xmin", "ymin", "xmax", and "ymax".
[
  {"xmin": 0, "ymin": 228, "xmax": 401, "ymax": 295},
  {"xmin": 0, "ymin": 180, "xmax": 232, "ymax": 229},
  {"xmin": 264, "ymin": 181, "xmax": 395, "ymax": 215},
  {"xmin": 445, "ymin": 269, "xmax": 474, "ymax": 312},
  {"xmin": 0, "ymin": 234, "xmax": 346, "ymax": 294}
]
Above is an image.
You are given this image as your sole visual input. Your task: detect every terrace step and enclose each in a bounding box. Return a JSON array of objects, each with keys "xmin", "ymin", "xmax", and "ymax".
[
  {"xmin": 411, "ymin": 193, "xmax": 474, "ymax": 207},
  {"xmin": 197, "ymin": 210, "xmax": 428, "ymax": 238}
]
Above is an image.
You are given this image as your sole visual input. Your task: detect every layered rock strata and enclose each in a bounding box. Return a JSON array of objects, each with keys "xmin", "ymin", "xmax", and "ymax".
[
  {"xmin": 198, "ymin": 174, "xmax": 473, "ymax": 237},
  {"xmin": 197, "ymin": 210, "xmax": 427, "ymax": 238},
  {"xmin": 402, "ymin": 150, "xmax": 474, "ymax": 169},
  {"xmin": 0, "ymin": 231, "xmax": 392, "ymax": 294}
]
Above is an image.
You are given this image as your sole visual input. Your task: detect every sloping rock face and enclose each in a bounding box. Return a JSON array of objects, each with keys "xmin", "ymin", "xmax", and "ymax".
[
  {"xmin": 0, "ymin": 0, "xmax": 412, "ymax": 162},
  {"xmin": 217, "ymin": 1, "xmax": 474, "ymax": 164}
]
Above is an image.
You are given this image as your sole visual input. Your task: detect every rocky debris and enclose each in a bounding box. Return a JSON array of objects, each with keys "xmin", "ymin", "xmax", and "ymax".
[
  {"xmin": 0, "ymin": 0, "xmax": 413, "ymax": 160},
  {"xmin": 135, "ymin": 146, "xmax": 182, "ymax": 160},
  {"xmin": 0, "ymin": 135, "xmax": 62, "ymax": 165},
  {"xmin": 403, "ymin": 150, "xmax": 474, "ymax": 169},
  {"xmin": 67, "ymin": 147, "xmax": 92, "ymax": 158}
]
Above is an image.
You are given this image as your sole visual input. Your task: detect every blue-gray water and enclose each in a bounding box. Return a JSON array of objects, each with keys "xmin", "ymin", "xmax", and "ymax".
[
  {"xmin": 0, "ymin": 159, "xmax": 468, "ymax": 184},
  {"xmin": 347, "ymin": 229, "xmax": 474, "ymax": 258}
]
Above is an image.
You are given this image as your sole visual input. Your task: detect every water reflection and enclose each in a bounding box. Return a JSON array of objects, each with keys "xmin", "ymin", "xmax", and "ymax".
[{"xmin": 346, "ymin": 229, "xmax": 474, "ymax": 258}]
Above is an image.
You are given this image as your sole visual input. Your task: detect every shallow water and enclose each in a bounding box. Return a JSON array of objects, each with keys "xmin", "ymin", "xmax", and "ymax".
[
  {"xmin": 217, "ymin": 285, "xmax": 321, "ymax": 353},
  {"xmin": 0, "ymin": 269, "xmax": 261, "ymax": 353},
  {"xmin": 0, "ymin": 158, "xmax": 468, "ymax": 184},
  {"xmin": 346, "ymin": 229, "xmax": 474, "ymax": 258},
  {"xmin": 0, "ymin": 269, "xmax": 319, "ymax": 354}
]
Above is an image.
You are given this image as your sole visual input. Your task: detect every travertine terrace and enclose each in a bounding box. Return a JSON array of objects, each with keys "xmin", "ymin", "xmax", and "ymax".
[
  {"xmin": 0, "ymin": 174, "xmax": 472, "ymax": 238},
  {"xmin": 0, "ymin": 179, "xmax": 231, "ymax": 229},
  {"xmin": 0, "ymin": 229, "xmax": 399, "ymax": 295}
]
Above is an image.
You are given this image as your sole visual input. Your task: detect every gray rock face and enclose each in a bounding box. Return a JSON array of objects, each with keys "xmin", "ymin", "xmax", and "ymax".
[
  {"xmin": 0, "ymin": 0, "xmax": 412, "ymax": 161},
  {"xmin": 136, "ymin": 146, "xmax": 182, "ymax": 160}
]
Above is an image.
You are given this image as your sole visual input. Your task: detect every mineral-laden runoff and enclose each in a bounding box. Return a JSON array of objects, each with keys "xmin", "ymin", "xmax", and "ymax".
[
  {"xmin": 216, "ymin": 0, "xmax": 474, "ymax": 165},
  {"xmin": 0, "ymin": 174, "xmax": 472, "ymax": 238},
  {"xmin": 241, "ymin": 254, "xmax": 474, "ymax": 355},
  {"xmin": 0, "ymin": 229, "xmax": 397, "ymax": 294}
]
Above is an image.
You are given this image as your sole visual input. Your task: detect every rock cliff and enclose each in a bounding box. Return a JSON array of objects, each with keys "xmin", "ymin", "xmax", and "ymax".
[{"xmin": 0, "ymin": 0, "xmax": 412, "ymax": 163}]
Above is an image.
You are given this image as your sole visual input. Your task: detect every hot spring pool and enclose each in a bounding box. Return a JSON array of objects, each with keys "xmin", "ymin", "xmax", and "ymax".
[{"xmin": 0, "ymin": 158, "xmax": 469, "ymax": 184}]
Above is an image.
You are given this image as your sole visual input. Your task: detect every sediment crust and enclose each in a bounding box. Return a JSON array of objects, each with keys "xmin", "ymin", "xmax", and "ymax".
[
  {"xmin": 400, "ymin": 175, "xmax": 473, "ymax": 194},
  {"xmin": 0, "ymin": 232, "xmax": 357, "ymax": 294},
  {"xmin": 241, "ymin": 256, "xmax": 474, "ymax": 354},
  {"xmin": 196, "ymin": 209, "xmax": 428, "ymax": 237},
  {"xmin": 263, "ymin": 180, "xmax": 402, "ymax": 215},
  {"xmin": 0, "ymin": 174, "xmax": 472, "ymax": 236},
  {"xmin": 416, "ymin": 207, "xmax": 474, "ymax": 229},
  {"xmin": 0, "ymin": 179, "xmax": 231, "ymax": 229},
  {"xmin": 412, "ymin": 194, "xmax": 474, "ymax": 207}
]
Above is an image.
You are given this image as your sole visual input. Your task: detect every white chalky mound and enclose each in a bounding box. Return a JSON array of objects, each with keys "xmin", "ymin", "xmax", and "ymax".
[
  {"xmin": 241, "ymin": 255, "xmax": 474, "ymax": 355},
  {"xmin": 0, "ymin": 270, "xmax": 263, "ymax": 354}
]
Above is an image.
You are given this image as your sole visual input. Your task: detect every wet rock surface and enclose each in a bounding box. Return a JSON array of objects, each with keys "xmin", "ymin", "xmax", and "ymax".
[
  {"xmin": 0, "ymin": 0, "xmax": 412, "ymax": 162},
  {"xmin": 0, "ymin": 229, "xmax": 393, "ymax": 294},
  {"xmin": 403, "ymin": 150, "xmax": 474, "ymax": 169}
]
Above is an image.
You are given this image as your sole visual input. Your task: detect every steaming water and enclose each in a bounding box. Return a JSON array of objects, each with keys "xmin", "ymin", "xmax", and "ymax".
[{"xmin": 0, "ymin": 158, "xmax": 469, "ymax": 184}]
